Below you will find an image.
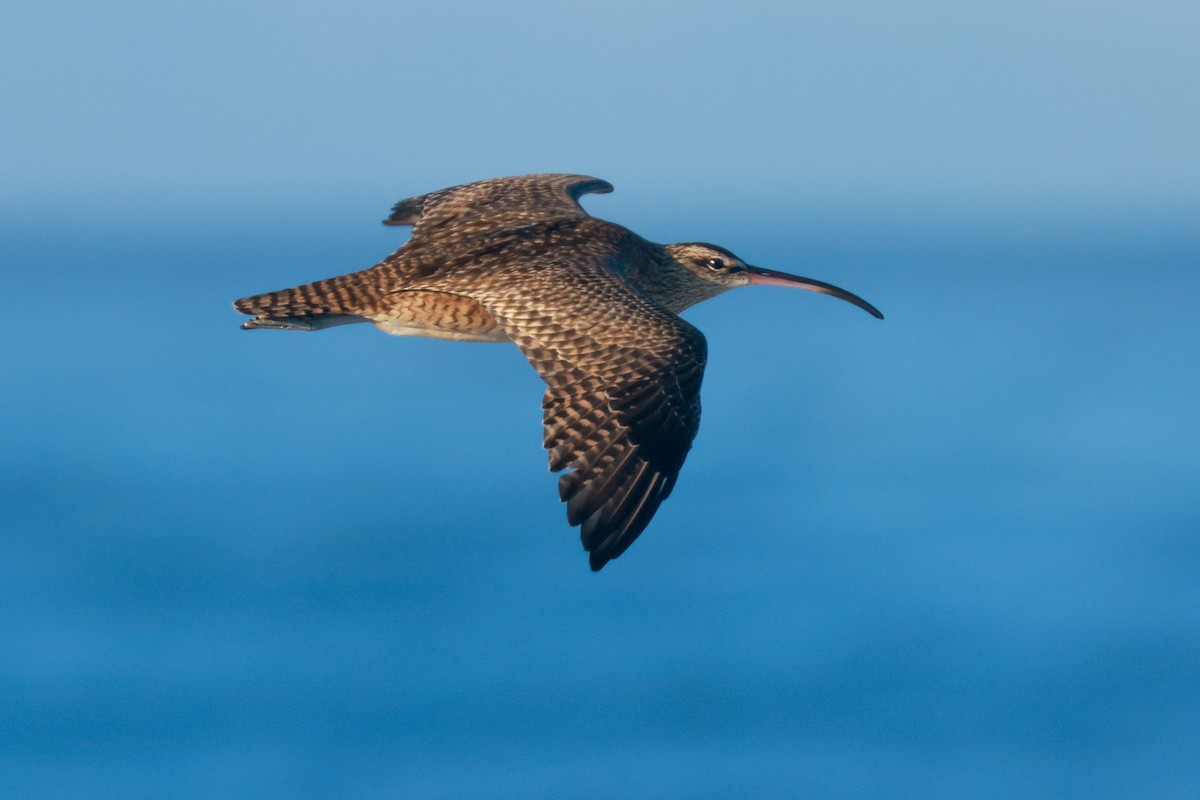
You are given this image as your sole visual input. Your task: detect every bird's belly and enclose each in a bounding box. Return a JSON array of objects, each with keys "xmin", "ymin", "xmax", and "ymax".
[{"xmin": 368, "ymin": 290, "xmax": 511, "ymax": 343}]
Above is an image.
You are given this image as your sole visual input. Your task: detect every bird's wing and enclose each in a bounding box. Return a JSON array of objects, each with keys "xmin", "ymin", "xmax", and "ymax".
[
  {"xmin": 475, "ymin": 261, "xmax": 707, "ymax": 571},
  {"xmin": 382, "ymin": 174, "xmax": 614, "ymax": 239}
]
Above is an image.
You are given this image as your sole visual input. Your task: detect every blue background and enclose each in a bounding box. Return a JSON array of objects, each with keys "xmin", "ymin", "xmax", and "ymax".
[{"xmin": 3, "ymin": 2, "xmax": 1198, "ymax": 797}]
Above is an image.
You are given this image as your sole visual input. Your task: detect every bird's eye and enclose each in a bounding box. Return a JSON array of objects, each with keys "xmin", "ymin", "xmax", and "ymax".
[{"xmin": 704, "ymin": 258, "xmax": 725, "ymax": 271}]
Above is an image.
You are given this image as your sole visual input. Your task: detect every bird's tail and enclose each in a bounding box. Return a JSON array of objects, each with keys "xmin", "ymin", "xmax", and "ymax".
[{"xmin": 233, "ymin": 270, "xmax": 382, "ymax": 330}]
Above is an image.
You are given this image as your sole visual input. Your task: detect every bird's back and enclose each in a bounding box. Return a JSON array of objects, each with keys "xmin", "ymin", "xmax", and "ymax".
[{"xmin": 234, "ymin": 174, "xmax": 652, "ymax": 325}]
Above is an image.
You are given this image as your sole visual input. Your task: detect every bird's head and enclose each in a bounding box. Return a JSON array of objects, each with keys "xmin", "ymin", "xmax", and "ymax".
[{"xmin": 662, "ymin": 242, "xmax": 884, "ymax": 318}]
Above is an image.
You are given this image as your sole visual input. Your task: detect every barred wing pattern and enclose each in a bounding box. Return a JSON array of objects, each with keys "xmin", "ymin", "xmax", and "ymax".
[
  {"xmin": 479, "ymin": 261, "xmax": 708, "ymax": 570},
  {"xmin": 383, "ymin": 174, "xmax": 614, "ymax": 240}
]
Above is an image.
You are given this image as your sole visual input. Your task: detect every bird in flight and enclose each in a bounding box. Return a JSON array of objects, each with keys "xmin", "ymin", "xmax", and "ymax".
[{"xmin": 234, "ymin": 174, "xmax": 882, "ymax": 570}]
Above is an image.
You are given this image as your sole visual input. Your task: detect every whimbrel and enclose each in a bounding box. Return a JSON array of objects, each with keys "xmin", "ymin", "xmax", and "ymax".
[{"xmin": 234, "ymin": 174, "xmax": 882, "ymax": 570}]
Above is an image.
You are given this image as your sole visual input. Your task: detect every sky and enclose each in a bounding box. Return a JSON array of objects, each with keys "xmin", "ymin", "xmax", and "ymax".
[
  {"xmin": 2, "ymin": 3, "xmax": 1199, "ymax": 799},
  {"xmin": 3, "ymin": 1, "xmax": 1199, "ymax": 216}
]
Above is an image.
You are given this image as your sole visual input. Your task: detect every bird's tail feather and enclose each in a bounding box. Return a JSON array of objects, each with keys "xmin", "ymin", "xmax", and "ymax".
[{"xmin": 233, "ymin": 270, "xmax": 382, "ymax": 327}]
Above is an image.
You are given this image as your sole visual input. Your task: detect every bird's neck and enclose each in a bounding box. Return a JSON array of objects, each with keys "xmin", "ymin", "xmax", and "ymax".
[{"xmin": 624, "ymin": 246, "xmax": 730, "ymax": 314}]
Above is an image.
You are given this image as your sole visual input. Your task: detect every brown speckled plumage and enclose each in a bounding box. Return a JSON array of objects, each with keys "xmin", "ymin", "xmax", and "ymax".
[{"xmin": 234, "ymin": 174, "xmax": 883, "ymax": 570}]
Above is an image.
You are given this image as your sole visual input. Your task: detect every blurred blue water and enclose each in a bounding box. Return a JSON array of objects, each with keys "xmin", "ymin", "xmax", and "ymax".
[{"xmin": 2, "ymin": 203, "xmax": 1198, "ymax": 799}]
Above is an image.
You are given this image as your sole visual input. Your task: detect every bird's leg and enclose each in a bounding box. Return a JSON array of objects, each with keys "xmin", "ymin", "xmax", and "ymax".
[{"xmin": 240, "ymin": 314, "xmax": 364, "ymax": 331}]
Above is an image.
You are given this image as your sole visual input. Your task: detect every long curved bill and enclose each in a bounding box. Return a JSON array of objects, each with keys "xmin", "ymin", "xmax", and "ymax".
[{"xmin": 745, "ymin": 266, "xmax": 884, "ymax": 319}]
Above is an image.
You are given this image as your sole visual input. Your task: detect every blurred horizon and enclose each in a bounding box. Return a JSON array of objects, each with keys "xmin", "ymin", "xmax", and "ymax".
[{"xmin": 5, "ymin": 1, "xmax": 1199, "ymax": 216}]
